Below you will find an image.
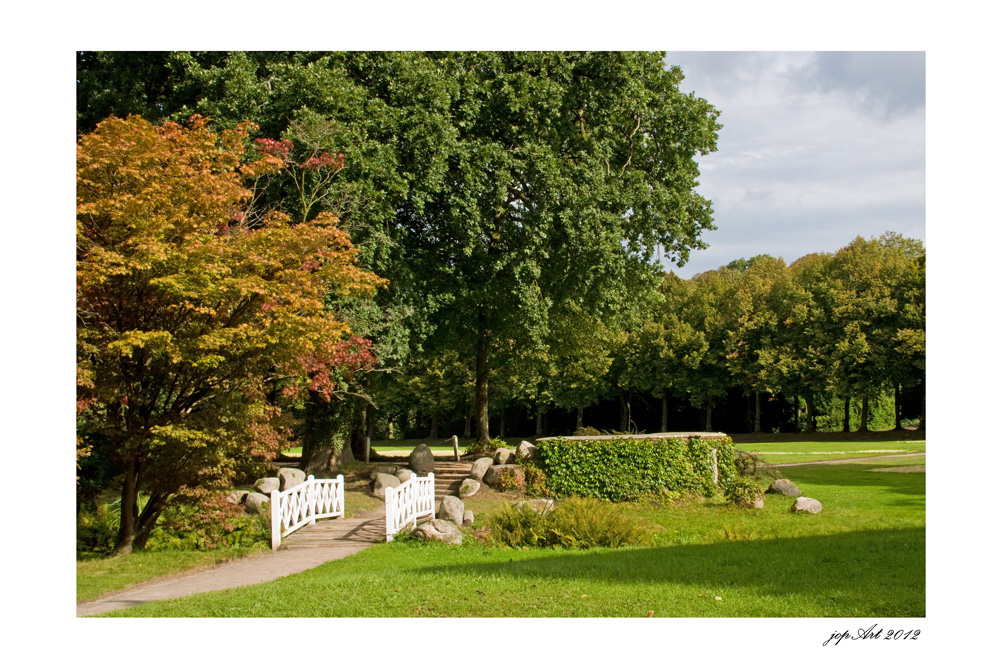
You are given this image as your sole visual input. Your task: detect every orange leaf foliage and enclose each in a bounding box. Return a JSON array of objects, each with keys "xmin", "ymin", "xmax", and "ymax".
[{"xmin": 77, "ymin": 114, "xmax": 386, "ymax": 498}]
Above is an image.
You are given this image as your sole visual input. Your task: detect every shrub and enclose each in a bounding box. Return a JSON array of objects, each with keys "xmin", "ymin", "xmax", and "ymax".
[
  {"xmin": 483, "ymin": 498, "xmax": 652, "ymax": 549},
  {"xmin": 522, "ymin": 463, "xmax": 550, "ymax": 497},
  {"xmin": 495, "ymin": 467, "xmax": 526, "ymax": 492},
  {"xmin": 484, "ymin": 503, "xmax": 551, "ymax": 548},
  {"xmin": 145, "ymin": 489, "xmax": 270, "ymax": 551},
  {"xmin": 77, "ymin": 498, "xmax": 123, "ymax": 556},
  {"xmin": 534, "ymin": 436, "xmax": 737, "ymax": 502},
  {"xmin": 546, "ymin": 497, "xmax": 653, "ymax": 548},
  {"xmin": 724, "ymin": 477, "xmax": 765, "ymax": 507}
]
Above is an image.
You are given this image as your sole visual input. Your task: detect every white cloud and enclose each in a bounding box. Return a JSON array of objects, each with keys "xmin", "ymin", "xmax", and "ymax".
[{"xmin": 663, "ymin": 51, "xmax": 925, "ymax": 277}]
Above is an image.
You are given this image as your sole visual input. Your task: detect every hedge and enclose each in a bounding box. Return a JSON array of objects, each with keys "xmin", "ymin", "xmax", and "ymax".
[{"xmin": 534, "ymin": 435, "xmax": 737, "ymax": 502}]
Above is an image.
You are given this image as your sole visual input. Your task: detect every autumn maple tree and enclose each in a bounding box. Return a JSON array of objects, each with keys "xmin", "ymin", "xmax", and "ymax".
[{"xmin": 76, "ymin": 115, "xmax": 385, "ymax": 552}]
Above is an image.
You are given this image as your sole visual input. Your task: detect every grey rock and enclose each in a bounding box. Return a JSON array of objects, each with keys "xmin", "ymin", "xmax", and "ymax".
[
  {"xmin": 516, "ymin": 441, "xmax": 537, "ymax": 460},
  {"xmin": 408, "ymin": 444, "xmax": 436, "ymax": 474},
  {"xmin": 227, "ymin": 490, "xmax": 249, "ymax": 505},
  {"xmin": 254, "ymin": 477, "xmax": 280, "ymax": 494},
  {"xmin": 395, "ymin": 468, "xmax": 415, "ymax": 483},
  {"xmin": 767, "ymin": 478, "xmax": 801, "ymax": 496},
  {"xmin": 459, "ymin": 477, "xmax": 481, "ymax": 498},
  {"xmin": 244, "ymin": 492, "xmax": 270, "ymax": 515},
  {"xmin": 470, "ymin": 457, "xmax": 494, "ymax": 480},
  {"xmin": 413, "ymin": 518, "xmax": 463, "ymax": 545},
  {"xmin": 371, "ymin": 473, "xmax": 402, "ymax": 499},
  {"xmin": 493, "ymin": 448, "xmax": 516, "ymax": 465},
  {"xmin": 440, "ymin": 495, "xmax": 465, "ymax": 525},
  {"xmin": 278, "ymin": 467, "xmax": 306, "ymax": 491},
  {"xmin": 463, "ymin": 510, "xmax": 475, "ymax": 526},
  {"xmin": 483, "ymin": 464, "xmax": 519, "ymax": 487},
  {"xmin": 368, "ymin": 464, "xmax": 398, "ymax": 480},
  {"xmin": 516, "ymin": 499, "xmax": 555, "ymax": 514},
  {"xmin": 736, "ymin": 494, "xmax": 765, "ymax": 509},
  {"xmin": 791, "ymin": 497, "xmax": 823, "ymax": 514}
]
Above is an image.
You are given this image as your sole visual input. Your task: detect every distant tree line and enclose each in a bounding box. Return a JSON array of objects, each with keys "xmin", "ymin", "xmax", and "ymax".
[{"xmin": 383, "ymin": 234, "xmax": 925, "ymax": 439}]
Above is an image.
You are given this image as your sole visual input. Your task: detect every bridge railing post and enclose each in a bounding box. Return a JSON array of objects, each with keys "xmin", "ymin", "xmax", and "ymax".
[{"xmin": 270, "ymin": 489, "xmax": 281, "ymax": 551}]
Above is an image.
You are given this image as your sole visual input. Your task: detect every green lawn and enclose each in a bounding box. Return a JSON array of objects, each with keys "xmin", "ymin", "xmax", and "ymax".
[
  {"xmin": 743, "ymin": 440, "xmax": 925, "ymax": 465},
  {"xmin": 95, "ymin": 457, "xmax": 925, "ymax": 617}
]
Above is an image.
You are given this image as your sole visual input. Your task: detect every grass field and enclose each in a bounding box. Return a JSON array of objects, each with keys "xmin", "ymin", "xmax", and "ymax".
[
  {"xmin": 92, "ymin": 454, "xmax": 925, "ymax": 617},
  {"xmin": 744, "ymin": 440, "xmax": 925, "ymax": 465}
]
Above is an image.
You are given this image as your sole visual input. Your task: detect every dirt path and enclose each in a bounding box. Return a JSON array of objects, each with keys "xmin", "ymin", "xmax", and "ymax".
[
  {"xmin": 762, "ymin": 452, "xmax": 926, "ymax": 468},
  {"xmin": 77, "ymin": 508, "xmax": 386, "ymax": 617}
]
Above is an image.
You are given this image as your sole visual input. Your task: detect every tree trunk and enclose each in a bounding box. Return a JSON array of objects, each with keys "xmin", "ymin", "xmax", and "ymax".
[
  {"xmin": 859, "ymin": 394, "xmax": 870, "ymax": 432},
  {"xmin": 705, "ymin": 398, "xmax": 713, "ymax": 431},
  {"xmin": 919, "ymin": 387, "xmax": 925, "ymax": 430},
  {"xmin": 754, "ymin": 392, "xmax": 762, "ymax": 433},
  {"xmin": 131, "ymin": 492, "xmax": 168, "ymax": 551},
  {"xmin": 464, "ymin": 413, "xmax": 472, "ymax": 438},
  {"xmin": 894, "ymin": 384, "xmax": 903, "ymax": 430},
  {"xmin": 576, "ymin": 406, "xmax": 584, "ymax": 431},
  {"xmin": 744, "ymin": 395, "xmax": 753, "ymax": 432},
  {"xmin": 535, "ymin": 401, "xmax": 544, "ymax": 437},
  {"xmin": 499, "ymin": 410, "xmax": 506, "ymax": 438},
  {"xmin": 115, "ymin": 460, "xmax": 140, "ymax": 554},
  {"xmin": 619, "ymin": 392, "xmax": 628, "ymax": 432},
  {"xmin": 842, "ymin": 395, "xmax": 851, "ymax": 432},
  {"xmin": 660, "ymin": 394, "xmax": 668, "ymax": 432},
  {"xmin": 429, "ymin": 414, "xmax": 439, "ymax": 439},
  {"xmin": 805, "ymin": 397, "xmax": 816, "ymax": 433},
  {"xmin": 475, "ymin": 337, "xmax": 490, "ymax": 445}
]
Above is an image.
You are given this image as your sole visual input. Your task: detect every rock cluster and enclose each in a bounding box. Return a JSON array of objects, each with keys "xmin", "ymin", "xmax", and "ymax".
[{"xmin": 229, "ymin": 467, "xmax": 309, "ymax": 516}]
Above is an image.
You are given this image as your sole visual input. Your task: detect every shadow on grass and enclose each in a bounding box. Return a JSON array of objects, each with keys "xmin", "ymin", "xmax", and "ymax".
[{"xmin": 415, "ymin": 527, "xmax": 925, "ymax": 615}]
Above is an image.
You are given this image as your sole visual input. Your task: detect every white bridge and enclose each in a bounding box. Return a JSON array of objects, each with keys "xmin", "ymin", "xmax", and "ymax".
[
  {"xmin": 267, "ymin": 471, "xmax": 440, "ymax": 549},
  {"xmin": 269, "ymin": 475, "xmax": 345, "ymax": 550},
  {"xmin": 384, "ymin": 473, "xmax": 436, "ymax": 541}
]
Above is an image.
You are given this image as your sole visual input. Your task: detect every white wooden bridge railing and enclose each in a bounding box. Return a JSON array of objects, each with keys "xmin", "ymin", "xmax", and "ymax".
[
  {"xmin": 270, "ymin": 475, "xmax": 345, "ymax": 550},
  {"xmin": 385, "ymin": 473, "xmax": 435, "ymax": 542}
]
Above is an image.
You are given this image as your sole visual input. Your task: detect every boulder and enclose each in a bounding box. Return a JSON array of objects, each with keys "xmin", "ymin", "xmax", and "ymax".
[
  {"xmin": 516, "ymin": 499, "xmax": 555, "ymax": 514},
  {"xmin": 254, "ymin": 477, "xmax": 280, "ymax": 494},
  {"xmin": 493, "ymin": 448, "xmax": 516, "ymax": 465},
  {"xmin": 408, "ymin": 444, "xmax": 436, "ymax": 474},
  {"xmin": 227, "ymin": 490, "xmax": 249, "ymax": 505},
  {"xmin": 440, "ymin": 495, "xmax": 465, "ymax": 525},
  {"xmin": 516, "ymin": 441, "xmax": 537, "ymax": 460},
  {"xmin": 470, "ymin": 457, "xmax": 494, "ymax": 480},
  {"xmin": 483, "ymin": 464, "xmax": 519, "ymax": 487},
  {"xmin": 459, "ymin": 477, "xmax": 481, "ymax": 498},
  {"xmin": 395, "ymin": 468, "xmax": 415, "ymax": 483},
  {"xmin": 463, "ymin": 510, "xmax": 475, "ymax": 526},
  {"xmin": 413, "ymin": 518, "xmax": 463, "ymax": 545},
  {"xmin": 790, "ymin": 497, "xmax": 823, "ymax": 514},
  {"xmin": 736, "ymin": 495, "xmax": 765, "ymax": 509},
  {"xmin": 278, "ymin": 467, "xmax": 306, "ymax": 491},
  {"xmin": 244, "ymin": 492, "xmax": 270, "ymax": 515},
  {"xmin": 767, "ymin": 478, "xmax": 801, "ymax": 496},
  {"xmin": 371, "ymin": 473, "xmax": 402, "ymax": 499},
  {"xmin": 368, "ymin": 464, "xmax": 398, "ymax": 480}
]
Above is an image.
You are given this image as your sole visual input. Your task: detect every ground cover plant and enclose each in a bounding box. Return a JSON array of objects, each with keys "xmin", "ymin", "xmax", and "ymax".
[{"xmin": 96, "ymin": 457, "xmax": 924, "ymax": 617}]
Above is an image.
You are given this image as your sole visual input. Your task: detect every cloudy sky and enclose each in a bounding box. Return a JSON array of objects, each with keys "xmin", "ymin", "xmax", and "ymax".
[{"xmin": 658, "ymin": 51, "xmax": 926, "ymax": 278}]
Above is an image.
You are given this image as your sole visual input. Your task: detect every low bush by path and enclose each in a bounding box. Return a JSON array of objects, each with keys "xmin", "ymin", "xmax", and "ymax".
[{"xmin": 97, "ymin": 458, "xmax": 924, "ymax": 617}]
